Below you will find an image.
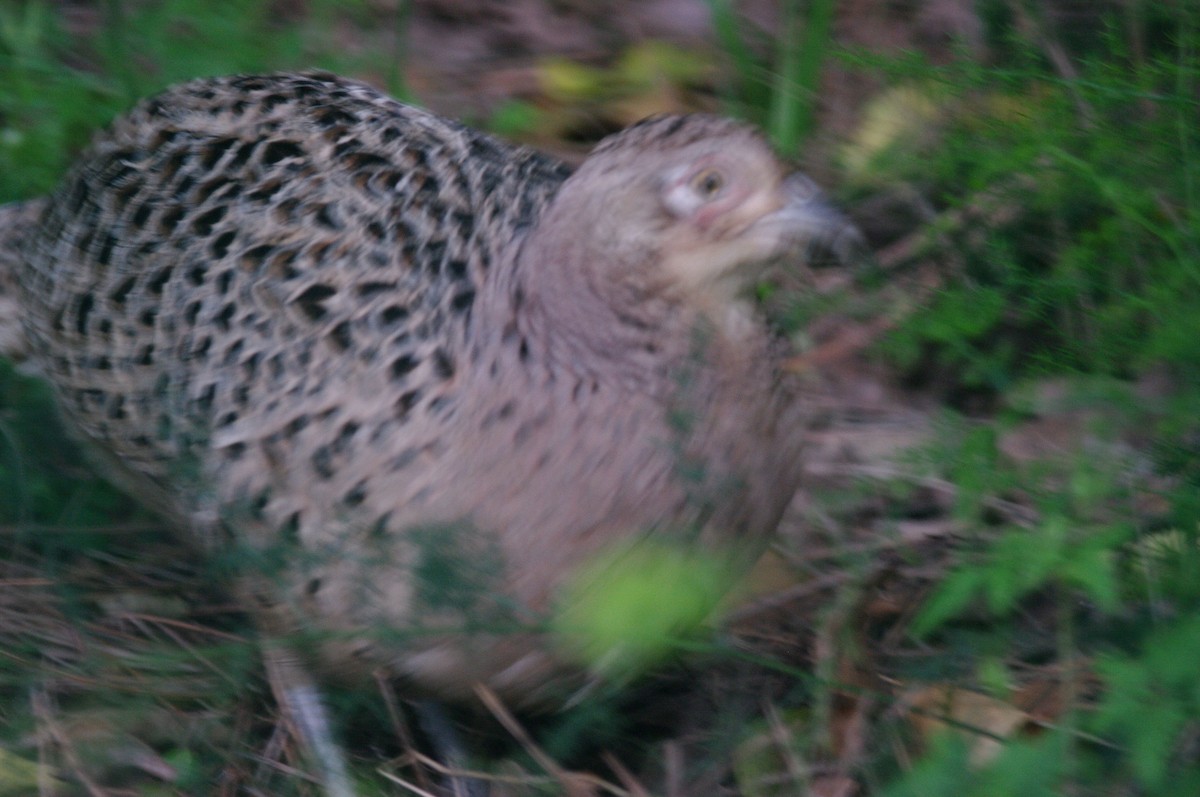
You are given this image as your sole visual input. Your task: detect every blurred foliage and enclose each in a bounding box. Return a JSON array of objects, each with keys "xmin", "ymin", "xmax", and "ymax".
[
  {"xmin": 0, "ymin": 359, "xmax": 138, "ymax": 534},
  {"xmin": 705, "ymin": 0, "xmax": 836, "ymax": 155},
  {"xmin": 705, "ymin": 0, "xmax": 1200, "ymax": 793},
  {"xmin": 803, "ymin": 1, "xmax": 1199, "ymax": 791},
  {"xmin": 846, "ymin": 20, "xmax": 1200, "ymax": 395}
]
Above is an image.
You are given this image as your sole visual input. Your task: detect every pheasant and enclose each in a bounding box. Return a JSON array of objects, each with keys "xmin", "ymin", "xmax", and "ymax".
[{"xmin": 6, "ymin": 71, "xmax": 858, "ymax": 791}]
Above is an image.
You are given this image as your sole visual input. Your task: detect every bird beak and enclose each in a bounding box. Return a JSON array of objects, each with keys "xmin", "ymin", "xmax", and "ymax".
[{"xmin": 776, "ymin": 172, "xmax": 865, "ymax": 268}]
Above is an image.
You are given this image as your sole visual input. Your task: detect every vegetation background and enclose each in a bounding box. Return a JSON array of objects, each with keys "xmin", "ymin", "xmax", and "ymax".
[{"xmin": 0, "ymin": 0, "xmax": 1197, "ymax": 795}]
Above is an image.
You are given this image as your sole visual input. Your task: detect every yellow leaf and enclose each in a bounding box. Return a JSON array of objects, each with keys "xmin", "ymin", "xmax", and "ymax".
[
  {"xmin": 841, "ymin": 84, "xmax": 944, "ymax": 179},
  {"xmin": 538, "ymin": 57, "xmax": 607, "ymax": 102},
  {"xmin": 616, "ymin": 41, "xmax": 712, "ymax": 89}
]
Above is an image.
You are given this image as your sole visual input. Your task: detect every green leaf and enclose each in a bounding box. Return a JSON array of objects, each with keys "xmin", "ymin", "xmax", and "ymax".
[
  {"xmin": 1060, "ymin": 543, "xmax": 1119, "ymax": 611},
  {"xmin": 912, "ymin": 568, "xmax": 983, "ymax": 637}
]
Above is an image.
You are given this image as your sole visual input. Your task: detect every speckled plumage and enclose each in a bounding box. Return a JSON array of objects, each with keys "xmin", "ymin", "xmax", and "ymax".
[{"xmin": 12, "ymin": 71, "xmax": 845, "ymax": 705}]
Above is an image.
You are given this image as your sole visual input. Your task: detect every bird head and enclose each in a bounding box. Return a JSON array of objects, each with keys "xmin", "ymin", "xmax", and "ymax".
[{"xmin": 553, "ymin": 115, "xmax": 861, "ymax": 312}]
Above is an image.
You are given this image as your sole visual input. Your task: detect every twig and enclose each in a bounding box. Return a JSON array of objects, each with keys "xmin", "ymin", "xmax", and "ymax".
[
  {"xmin": 473, "ymin": 682, "xmax": 628, "ymax": 796},
  {"xmin": 473, "ymin": 683, "xmax": 570, "ymax": 783},
  {"xmin": 1007, "ymin": 0, "xmax": 1097, "ymax": 128},
  {"xmin": 661, "ymin": 740, "xmax": 684, "ymax": 797},
  {"xmin": 402, "ymin": 748, "xmax": 558, "ymax": 787},
  {"xmin": 119, "ymin": 613, "xmax": 246, "ymax": 689},
  {"xmin": 260, "ymin": 645, "xmax": 356, "ymax": 797},
  {"xmin": 378, "ymin": 769, "xmax": 441, "ymax": 797},
  {"xmin": 785, "ymin": 175, "xmax": 1037, "ymax": 373},
  {"xmin": 601, "ymin": 750, "xmax": 652, "ymax": 797},
  {"xmin": 764, "ymin": 700, "xmax": 808, "ymax": 789},
  {"xmin": 726, "ymin": 570, "xmax": 849, "ymax": 624},
  {"xmin": 30, "ymin": 688, "xmax": 109, "ymax": 797},
  {"xmin": 805, "ymin": 463, "xmax": 1039, "ymax": 527},
  {"xmin": 375, "ymin": 670, "xmax": 437, "ymax": 794}
]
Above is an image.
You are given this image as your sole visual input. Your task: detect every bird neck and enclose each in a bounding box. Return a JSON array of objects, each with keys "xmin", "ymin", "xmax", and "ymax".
[{"xmin": 483, "ymin": 227, "xmax": 695, "ymax": 388}]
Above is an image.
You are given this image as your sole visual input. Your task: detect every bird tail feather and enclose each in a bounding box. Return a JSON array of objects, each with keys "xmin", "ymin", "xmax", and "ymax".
[{"xmin": 0, "ymin": 199, "xmax": 45, "ymax": 361}]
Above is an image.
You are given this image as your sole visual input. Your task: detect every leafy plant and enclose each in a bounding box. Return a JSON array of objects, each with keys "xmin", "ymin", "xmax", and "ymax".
[{"xmin": 874, "ymin": 16, "xmax": 1200, "ymax": 395}]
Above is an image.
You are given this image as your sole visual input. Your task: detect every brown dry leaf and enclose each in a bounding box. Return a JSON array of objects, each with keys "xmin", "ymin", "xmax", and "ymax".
[
  {"xmin": 1010, "ymin": 669, "xmax": 1099, "ymax": 723},
  {"xmin": 738, "ymin": 548, "xmax": 806, "ymax": 602},
  {"xmin": 811, "ymin": 774, "xmax": 860, "ymax": 797},
  {"xmin": 828, "ymin": 689, "xmax": 873, "ymax": 765},
  {"xmin": 608, "ymin": 82, "xmax": 688, "ymax": 128},
  {"xmin": 906, "ymin": 686, "xmax": 1031, "ymax": 766}
]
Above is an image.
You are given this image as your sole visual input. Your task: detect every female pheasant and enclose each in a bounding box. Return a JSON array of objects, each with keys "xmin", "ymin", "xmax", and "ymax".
[{"xmin": 5, "ymin": 70, "xmax": 857, "ymax": 792}]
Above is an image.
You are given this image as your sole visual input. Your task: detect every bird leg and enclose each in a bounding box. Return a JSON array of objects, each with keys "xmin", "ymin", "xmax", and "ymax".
[
  {"xmin": 409, "ymin": 699, "xmax": 490, "ymax": 797},
  {"xmin": 261, "ymin": 642, "xmax": 357, "ymax": 797},
  {"xmin": 262, "ymin": 643, "xmax": 487, "ymax": 796}
]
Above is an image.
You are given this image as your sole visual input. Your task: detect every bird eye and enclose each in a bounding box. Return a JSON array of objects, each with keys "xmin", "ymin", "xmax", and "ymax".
[{"xmin": 690, "ymin": 169, "xmax": 725, "ymax": 199}]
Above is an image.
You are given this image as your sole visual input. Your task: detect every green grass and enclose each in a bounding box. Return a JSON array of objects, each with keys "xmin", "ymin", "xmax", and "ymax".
[
  {"xmin": 710, "ymin": 3, "xmax": 1200, "ymax": 795},
  {"xmin": 704, "ymin": 0, "xmax": 836, "ymax": 155}
]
